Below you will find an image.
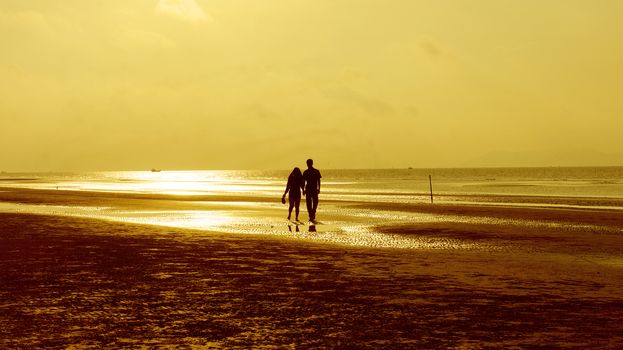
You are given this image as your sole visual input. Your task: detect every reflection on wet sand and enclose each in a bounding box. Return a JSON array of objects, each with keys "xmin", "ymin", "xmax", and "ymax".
[
  {"xmin": 1, "ymin": 187, "xmax": 623, "ymax": 254},
  {"xmin": 0, "ymin": 201, "xmax": 506, "ymax": 250}
]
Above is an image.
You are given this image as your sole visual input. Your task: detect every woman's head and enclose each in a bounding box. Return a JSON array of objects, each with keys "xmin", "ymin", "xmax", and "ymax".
[{"xmin": 290, "ymin": 167, "xmax": 302, "ymax": 178}]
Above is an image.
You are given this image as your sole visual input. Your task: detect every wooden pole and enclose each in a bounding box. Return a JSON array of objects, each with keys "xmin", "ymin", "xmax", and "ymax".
[{"xmin": 428, "ymin": 175, "xmax": 433, "ymax": 204}]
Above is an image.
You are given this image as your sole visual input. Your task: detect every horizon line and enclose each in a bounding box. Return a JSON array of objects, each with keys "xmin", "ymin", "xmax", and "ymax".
[{"xmin": 2, "ymin": 164, "xmax": 623, "ymax": 174}]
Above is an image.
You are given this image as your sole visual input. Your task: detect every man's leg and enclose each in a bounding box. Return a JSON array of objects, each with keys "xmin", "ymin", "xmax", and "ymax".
[
  {"xmin": 306, "ymin": 194, "xmax": 313, "ymax": 220},
  {"xmin": 311, "ymin": 193, "xmax": 319, "ymax": 220}
]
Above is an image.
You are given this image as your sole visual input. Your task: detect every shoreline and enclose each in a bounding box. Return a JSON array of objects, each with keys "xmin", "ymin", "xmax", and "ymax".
[{"xmin": 3, "ymin": 185, "xmax": 623, "ymax": 207}]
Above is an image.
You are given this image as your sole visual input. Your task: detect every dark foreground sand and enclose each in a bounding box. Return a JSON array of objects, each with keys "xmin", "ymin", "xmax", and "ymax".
[{"xmin": 2, "ymin": 212, "xmax": 623, "ymax": 349}]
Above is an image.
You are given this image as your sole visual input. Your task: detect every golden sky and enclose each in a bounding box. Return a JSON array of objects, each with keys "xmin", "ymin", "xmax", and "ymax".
[{"xmin": 1, "ymin": 0, "xmax": 622, "ymax": 171}]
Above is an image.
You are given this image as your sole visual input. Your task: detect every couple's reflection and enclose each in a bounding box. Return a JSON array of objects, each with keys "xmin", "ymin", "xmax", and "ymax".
[{"xmin": 288, "ymin": 224, "xmax": 316, "ymax": 233}]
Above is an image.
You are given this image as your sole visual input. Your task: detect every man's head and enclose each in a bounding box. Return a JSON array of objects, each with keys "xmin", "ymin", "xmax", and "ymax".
[{"xmin": 306, "ymin": 159, "xmax": 313, "ymax": 168}]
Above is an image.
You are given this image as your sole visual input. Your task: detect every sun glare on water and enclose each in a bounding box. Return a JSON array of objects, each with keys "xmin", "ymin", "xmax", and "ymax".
[{"xmin": 97, "ymin": 171, "xmax": 276, "ymax": 195}]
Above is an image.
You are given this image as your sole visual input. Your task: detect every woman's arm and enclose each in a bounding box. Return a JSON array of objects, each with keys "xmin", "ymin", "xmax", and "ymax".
[{"xmin": 282, "ymin": 179, "xmax": 291, "ymax": 198}]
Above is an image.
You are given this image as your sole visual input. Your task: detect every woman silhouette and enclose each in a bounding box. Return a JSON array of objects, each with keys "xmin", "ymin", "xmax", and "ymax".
[{"xmin": 282, "ymin": 167, "xmax": 304, "ymax": 221}]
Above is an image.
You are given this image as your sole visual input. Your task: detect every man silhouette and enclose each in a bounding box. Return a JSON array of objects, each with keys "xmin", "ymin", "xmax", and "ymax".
[{"xmin": 302, "ymin": 158, "xmax": 322, "ymax": 221}]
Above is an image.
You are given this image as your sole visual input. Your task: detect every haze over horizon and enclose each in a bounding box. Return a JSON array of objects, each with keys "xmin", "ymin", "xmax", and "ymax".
[{"xmin": 2, "ymin": 0, "xmax": 622, "ymax": 172}]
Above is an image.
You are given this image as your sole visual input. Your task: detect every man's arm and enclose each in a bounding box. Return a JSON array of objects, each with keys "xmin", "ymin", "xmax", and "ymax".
[{"xmin": 317, "ymin": 171, "xmax": 321, "ymax": 193}]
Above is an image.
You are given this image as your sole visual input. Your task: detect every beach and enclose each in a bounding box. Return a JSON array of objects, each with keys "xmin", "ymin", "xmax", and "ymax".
[
  {"xmin": 2, "ymin": 178, "xmax": 623, "ymax": 348},
  {"xmin": 6, "ymin": 0, "xmax": 623, "ymax": 346}
]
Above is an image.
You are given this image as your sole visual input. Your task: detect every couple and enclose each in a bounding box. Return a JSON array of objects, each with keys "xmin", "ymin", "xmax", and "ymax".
[{"xmin": 281, "ymin": 158, "xmax": 321, "ymax": 222}]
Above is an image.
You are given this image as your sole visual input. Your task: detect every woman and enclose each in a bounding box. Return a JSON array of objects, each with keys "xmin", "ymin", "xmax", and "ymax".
[{"xmin": 282, "ymin": 167, "xmax": 304, "ymax": 221}]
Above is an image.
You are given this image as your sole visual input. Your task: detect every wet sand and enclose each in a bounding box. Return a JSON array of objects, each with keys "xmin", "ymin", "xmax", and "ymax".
[{"xmin": 2, "ymin": 188, "xmax": 623, "ymax": 348}]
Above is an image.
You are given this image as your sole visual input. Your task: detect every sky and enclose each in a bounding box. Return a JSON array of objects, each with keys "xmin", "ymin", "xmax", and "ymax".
[{"xmin": 1, "ymin": 0, "xmax": 622, "ymax": 171}]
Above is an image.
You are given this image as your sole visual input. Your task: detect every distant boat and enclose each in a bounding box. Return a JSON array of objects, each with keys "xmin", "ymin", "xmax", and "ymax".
[{"xmin": 151, "ymin": 169, "xmax": 162, "ymax": 172}]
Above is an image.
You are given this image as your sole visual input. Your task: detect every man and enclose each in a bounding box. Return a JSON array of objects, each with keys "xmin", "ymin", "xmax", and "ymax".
[{"xmin": 302, "ymin": 158, "xmax": 322, "ymax": 222}]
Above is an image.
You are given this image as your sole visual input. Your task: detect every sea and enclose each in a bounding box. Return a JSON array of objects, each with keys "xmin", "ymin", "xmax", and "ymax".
[{"xmin": 2, "ymin": 166, "xmax": 623, "ymax": 201}]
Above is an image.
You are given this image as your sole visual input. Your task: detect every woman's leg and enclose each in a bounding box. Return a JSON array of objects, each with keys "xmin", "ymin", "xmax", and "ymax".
[
  {"xmin": 288, "ymin": 201, "xmax": 293, "ymax": 220},
  {"xmin": 294, "ymin": 199, "xmax": 300, "ymax": 221}
]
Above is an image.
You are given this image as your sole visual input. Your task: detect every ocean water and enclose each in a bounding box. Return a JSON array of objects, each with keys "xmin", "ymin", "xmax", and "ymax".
[{"xmin": 2, "ymin": 167, "xmax": 623, "ymax": 200}]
